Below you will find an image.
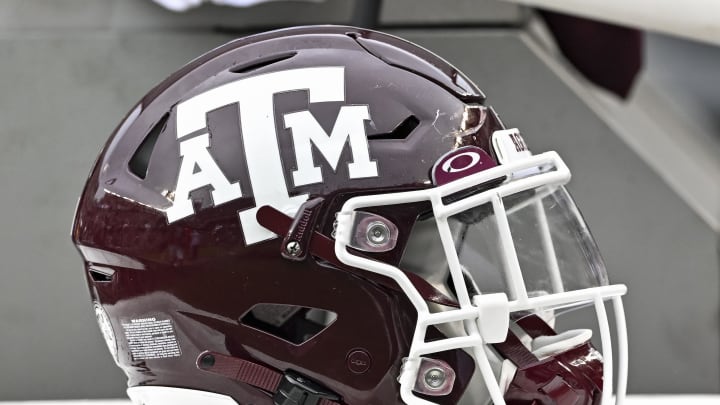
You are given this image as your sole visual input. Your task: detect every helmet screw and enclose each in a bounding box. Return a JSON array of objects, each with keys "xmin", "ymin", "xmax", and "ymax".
[
  {"xmin": 199, "ymin": 353, "xmax": 215, "ymax": 370},
  {"xmin": 424, "ymin": 367, "xmax": 446, "ymax": 390},
  {"xmin": 285, "ymin": 241, "xmax": 301, "ymax": 256},
  {"xmin": 366, "ymin": 221, "xmax": 390, "ymax": 246}
]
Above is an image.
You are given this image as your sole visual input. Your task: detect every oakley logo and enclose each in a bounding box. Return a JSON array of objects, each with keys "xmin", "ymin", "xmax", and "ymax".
[
  {"xmin": 165, "ymin": 67, "xmax": 378, "ymax": 244},
  {"xmin": 432, "ymin": 146, "xmax": 496, "ymax": 186},
  {"xmin": 441, "ymin": 151, "xmax": 482, "ymax": 173}
]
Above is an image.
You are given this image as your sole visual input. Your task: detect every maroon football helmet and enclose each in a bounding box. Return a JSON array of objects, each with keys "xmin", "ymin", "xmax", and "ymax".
[{"xmin": 72, "ymin": 26, "xmax": 628, "ymax": 405}]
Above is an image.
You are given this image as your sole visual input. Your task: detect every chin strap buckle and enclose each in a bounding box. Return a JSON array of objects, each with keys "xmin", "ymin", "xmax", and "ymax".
[{"xmin": 273, "ymin": 370, "xmax": 341, "ymax": 405}]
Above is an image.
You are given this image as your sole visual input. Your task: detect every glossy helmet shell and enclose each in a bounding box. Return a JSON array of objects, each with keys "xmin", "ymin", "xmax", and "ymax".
[{"xmin": 72, "ymin": 25, "xmax": 506, "ymax": 404}]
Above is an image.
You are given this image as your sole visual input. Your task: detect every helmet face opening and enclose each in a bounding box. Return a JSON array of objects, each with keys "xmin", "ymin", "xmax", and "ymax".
[
  {"xmin": 335, "ymin": 146, "xmax": 627, "ymax": 405},
  {"xmin": 72, "ymin": 25, "xmax": 627, "ymax": 405}
]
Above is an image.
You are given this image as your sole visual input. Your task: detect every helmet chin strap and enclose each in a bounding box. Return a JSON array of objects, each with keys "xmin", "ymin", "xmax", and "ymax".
[
  {"xmin": 419, "ymin": 259, "xmax": 600, "ymax": 405},
  {"xmin": 195, "ymin": 351, "xmax": 342, "ymax": 405},
  {"xmin": 492, "ymin": 315, "xmax": 604, "ymax": 405}
]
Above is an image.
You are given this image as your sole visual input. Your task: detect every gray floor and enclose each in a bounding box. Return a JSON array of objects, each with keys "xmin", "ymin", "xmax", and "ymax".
[{"xmin": 0, "ymin": 0, "xmax": 717, "ymax": 400}]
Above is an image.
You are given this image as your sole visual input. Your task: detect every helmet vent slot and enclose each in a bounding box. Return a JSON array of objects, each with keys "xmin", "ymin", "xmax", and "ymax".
[
  {"xmin": 240, "ymin": 303, "xmax": 337, "ymax": 345},
  {"xmin": 229, "ymin": 51, "xmax": 297, "ymax": 74},
  {"xmin": 89, "ymin": 266, "xmax": 115, "ymax": 282},
  {"xmin": 368, "ymin": 115, "xmax": 419, "ymax": 141},
  {"xmin": 128, "ymin": 112, "xmax": 169, "ymax": 180}
]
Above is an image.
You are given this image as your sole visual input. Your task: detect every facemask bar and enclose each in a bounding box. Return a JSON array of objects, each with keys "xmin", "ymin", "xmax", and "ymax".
[{"xmin": 334, "ymin": 151, "xmax": 628, "ymax": 405}]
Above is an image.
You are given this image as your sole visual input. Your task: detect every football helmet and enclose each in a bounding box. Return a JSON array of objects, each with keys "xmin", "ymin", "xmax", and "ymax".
[{"xmin": 72, "ymin": 26, "xmax": 628, "ymax": 405}]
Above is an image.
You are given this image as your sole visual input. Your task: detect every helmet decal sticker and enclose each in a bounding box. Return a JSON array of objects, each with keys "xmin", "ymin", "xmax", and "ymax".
[
  {"xmin": 168, "ymin": 67, "xmax": 379, "ymax": 245},
  {"xmin": 431, "ymin": 146, "xmax": 496, "ymax": 186},
  {"xmin": 165, "ymin": 133, "xmax": 242, "ymax": 223},
  {"xmin": 284, "ymin": 104, "xmax": 377, "ymax": 187},
  {"xmin": 442, "ymin": 151, "xmax": 481, "ymax": 173},
  {"xmin": 121, "ymin": 316, "xmax": 182, "ymax": 361},
  {"xmin": 492, "ymin": 128, "xmax": 531, "ymax": 164}
]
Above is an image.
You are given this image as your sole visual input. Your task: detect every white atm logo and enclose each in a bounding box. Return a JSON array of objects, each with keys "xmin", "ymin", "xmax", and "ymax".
[{"xmin": 165, "ymin": 67, "xmax": 378, "ymax": 244}]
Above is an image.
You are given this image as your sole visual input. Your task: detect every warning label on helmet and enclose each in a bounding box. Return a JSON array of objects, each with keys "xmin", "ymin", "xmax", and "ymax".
[{"xmin": 121, "ymin": 317, "xmax": 181, "ymax": 361}]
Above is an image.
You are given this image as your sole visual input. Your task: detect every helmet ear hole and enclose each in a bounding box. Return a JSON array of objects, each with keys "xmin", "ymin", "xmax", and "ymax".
[
  {"xmin": 128, "ymin": 112, "xmax": 168, "ymax": 180},
  {"xmin": 240, "ymin": 304, "xmax": 337, "ymax": 346},
  {"xmin": 88, "ymin": 266, "xmax": 115, "ymax": 283},
  {"xmin": 367, "ymin": 115, "xmax": 419, "ymax": 141}
]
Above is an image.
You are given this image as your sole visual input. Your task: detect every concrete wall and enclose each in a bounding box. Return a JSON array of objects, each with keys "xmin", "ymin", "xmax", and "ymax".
[{"xmin": 0, "ymin": 0, "xmax": 716, "ymax": 400}]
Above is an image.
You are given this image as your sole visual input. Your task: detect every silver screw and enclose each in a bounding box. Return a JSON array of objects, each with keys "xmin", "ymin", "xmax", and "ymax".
[
  {"xmin": 285, "ymin": 241, "xmax": 301, "ymax": 256},
  {"xmin": 424, "ymin": 367, "xmax": 446, "ymax": 390},
  {"xmin": 366, "ymin": 221, "xmax": 390, "ymax": 246}
]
